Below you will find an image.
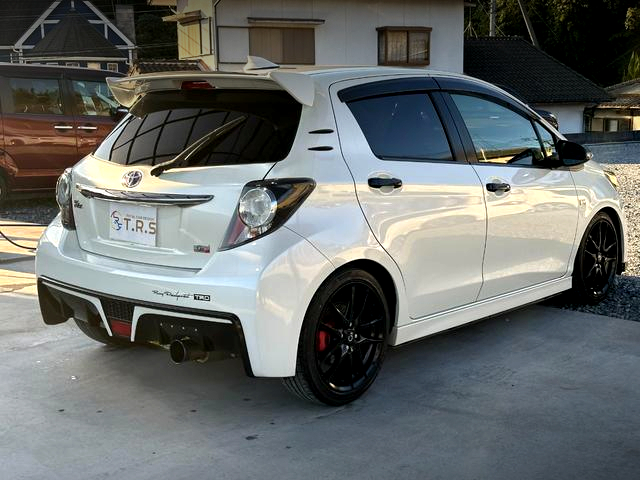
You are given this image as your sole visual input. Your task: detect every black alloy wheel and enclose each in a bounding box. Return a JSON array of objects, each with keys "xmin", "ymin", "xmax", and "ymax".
[
  {"xmin": 572, "ymin": 212, "xmax": 619, "ymax": 304},
  {"xmin": 283, "ymin": 269, "xmax": 389, "ymax": 405}
]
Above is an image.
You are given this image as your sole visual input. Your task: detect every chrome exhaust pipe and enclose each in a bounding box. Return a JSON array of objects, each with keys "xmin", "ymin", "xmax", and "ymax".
[{"xmin": 169, "ymin": 339, "xmax": 209, "ymax": 364}]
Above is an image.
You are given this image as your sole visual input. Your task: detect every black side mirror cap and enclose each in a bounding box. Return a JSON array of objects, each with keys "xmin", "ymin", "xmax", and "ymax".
[{"xmin": 557, "ymin": 140, "xmax": 591, "ymax": 166}]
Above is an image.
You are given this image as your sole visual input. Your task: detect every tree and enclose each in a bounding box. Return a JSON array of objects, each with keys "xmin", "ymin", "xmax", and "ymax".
[
  {"xmin": 466, "ymin": 0, "xmax": 640, "ymax": 86},
  {"xmin": 135, "ymin": 13, "xmax": 177, "ymax": 59}
]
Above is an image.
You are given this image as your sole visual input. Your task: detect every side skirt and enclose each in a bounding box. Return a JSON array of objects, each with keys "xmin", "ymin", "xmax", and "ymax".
[{"xmin": 390, "ymin": 277, "xmax": 572, "ymax": 345}]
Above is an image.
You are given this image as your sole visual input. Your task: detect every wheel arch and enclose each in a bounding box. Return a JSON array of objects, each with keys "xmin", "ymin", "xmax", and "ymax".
[
  {"xmin": 329, "ymin": 259, "xmax": 399, "ymax": 333},
  {"xmin": 598, "ymin": 206, "xmax": 625, "ymax": 274}
]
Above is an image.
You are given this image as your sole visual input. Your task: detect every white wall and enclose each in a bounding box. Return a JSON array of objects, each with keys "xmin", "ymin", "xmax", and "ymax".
[
  {"xmin": 178, "ymin": 0, "xmax": 463, "ymax": 72},
  {"xmin": 535, "ymin": 103, "xmax": 587, "ymax": 134}
]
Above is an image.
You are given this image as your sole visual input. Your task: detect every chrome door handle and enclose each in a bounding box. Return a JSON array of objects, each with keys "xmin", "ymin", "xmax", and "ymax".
[
  {"xmin": 368, "ymin": 177, "xmax": 403, "ymax": 189},
  {"xmin": 77, "ymin": 125, "xmax": 98, "ymax": 131},
  {"xmin": 486, "ymin": 182, "xmax": 511, "ymax": 193},
  {"xmin": 53, "ymin": 124, "xmax": 73, "ymax": 130}
]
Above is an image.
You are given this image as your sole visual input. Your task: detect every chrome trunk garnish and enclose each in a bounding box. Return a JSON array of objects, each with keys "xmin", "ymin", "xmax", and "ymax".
[{"xmin": 76, "ymin": 184, "xmax": 213, "ymax": 206}]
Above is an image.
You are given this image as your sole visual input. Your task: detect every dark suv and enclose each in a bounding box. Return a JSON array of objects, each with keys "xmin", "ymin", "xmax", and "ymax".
[{"xmin": 0, "ymin": 63, "xmax": 123, "ymax": 201}]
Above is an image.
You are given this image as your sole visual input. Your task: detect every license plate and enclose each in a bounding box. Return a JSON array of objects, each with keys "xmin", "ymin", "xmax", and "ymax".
[{"xmin": 108, "ymin": 203, "xmax": 157, "ymax": 246}]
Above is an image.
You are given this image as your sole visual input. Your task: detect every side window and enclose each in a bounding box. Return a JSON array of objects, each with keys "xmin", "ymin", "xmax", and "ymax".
[
  {"xmin": 451, "ymin": 94, "xmax": 543, "ymax": 166},
  {"xmin": 72, "ymin": 80, "xmax": 119, "ymax": 116},
  {"xmin": 9, "ymin": 77, "xmax": 63, "ymax": 115},
  {"xmin": 535, "ymin": 123, "xmax": 557, "ymax": 159},
  {"xmin": 346, "ymin": 93, "xmax": 453, "ymax": 161}
]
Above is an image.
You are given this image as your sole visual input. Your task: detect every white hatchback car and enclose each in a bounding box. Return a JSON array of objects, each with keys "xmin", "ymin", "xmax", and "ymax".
[{"xmin": 37, "ymin": 64, "xmax": 627, "ymax": 405}]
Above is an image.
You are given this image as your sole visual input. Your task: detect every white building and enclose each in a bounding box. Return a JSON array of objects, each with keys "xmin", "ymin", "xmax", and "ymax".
[{"xmin": 151, "ymin": 0, "xmax": 465, "ymax": 72}]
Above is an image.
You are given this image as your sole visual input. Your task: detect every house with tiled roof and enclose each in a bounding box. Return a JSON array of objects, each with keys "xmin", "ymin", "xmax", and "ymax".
[
  {"xmin": 464, "ymin": 36, "xmax": 611, "ymax": 134},
  {"xmin": 586, "ymin": 78, "xmax": 640, "ymax": 132},
  {"xmin": 0, "ymin": 0, "xmax": 135, "ymax": 73},
  {"xmin": 127, "ymin": 58, "xmax": 209, "ymax": 75},
  {"xmin": 150, "ymin": 0, "xmax": 465, "ymax": 73}
]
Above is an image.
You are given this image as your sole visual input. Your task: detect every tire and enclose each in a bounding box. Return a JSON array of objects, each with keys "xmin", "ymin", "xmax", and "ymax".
[
  {"xmin": 571, "ymin": 212, "xmax": 619, "ymax": 304},
  {"xmin": 283, "ymin": 269, "xmax": 390, "ymax": 405},
  {"xmin": 74, "ymin": 319, "xmax": 132, "ymax": 347}
]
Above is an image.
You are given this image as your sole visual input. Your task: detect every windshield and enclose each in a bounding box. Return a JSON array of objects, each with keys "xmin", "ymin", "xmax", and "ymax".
[{"xmin": 94, "ymin": 90, "xmax": 302, "ymax": 167}]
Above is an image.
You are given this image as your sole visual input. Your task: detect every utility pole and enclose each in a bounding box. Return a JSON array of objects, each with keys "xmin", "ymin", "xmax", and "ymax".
[
  {"xmin": 517, "ymin": 0, "xmax": 540, "ymax": 48},
  {"xmin": 489, "ymin": 0, "xmax": 496, "ymax": 36}
]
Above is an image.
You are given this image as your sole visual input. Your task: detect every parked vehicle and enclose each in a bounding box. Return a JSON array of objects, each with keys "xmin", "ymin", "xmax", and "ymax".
[
  {"xmin": 36, "ymin": 65, "xmax": 627, "ymax": 405},
  {"xmin": 0, "ymin": 63, "xmax": 124, "ymax": 202}
]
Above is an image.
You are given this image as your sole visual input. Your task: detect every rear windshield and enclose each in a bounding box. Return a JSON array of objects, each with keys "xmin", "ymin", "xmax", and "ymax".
[{"xmin": 94, "ymin": 89, "xmax": 302, "ymax": 166}]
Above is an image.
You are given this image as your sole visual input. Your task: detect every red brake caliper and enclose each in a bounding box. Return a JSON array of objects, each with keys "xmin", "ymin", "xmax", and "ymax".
[{"xmin": 317, "ymin": 330, "xmax": 330, "ymax": 352}]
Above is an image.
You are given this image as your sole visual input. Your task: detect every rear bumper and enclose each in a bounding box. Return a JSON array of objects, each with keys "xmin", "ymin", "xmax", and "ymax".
[
  {"xmin": 38, "ymin": 277, "xmax": 254, "ymax": 375},
  {"xmin": 36, "ymin": 219, "xmax": 335, "ymax": 377}
]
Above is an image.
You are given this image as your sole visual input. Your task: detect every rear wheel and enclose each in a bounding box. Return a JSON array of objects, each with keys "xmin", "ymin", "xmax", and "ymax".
[
  {"xmin": 572, "ymin": 212, "xmax": 619, "ymax": 304},
  {"xmin": 74, "ymin": 319, "xmax": 131, "ymax": 347},
  {"xmin": 283, "ymin": 269, "xmax": 389, "ymax": 405}
]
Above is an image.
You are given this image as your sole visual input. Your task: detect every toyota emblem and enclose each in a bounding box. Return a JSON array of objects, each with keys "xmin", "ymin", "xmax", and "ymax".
[{"xmin": 122, "ymin": 170, "xmax": 143, "ymax": 188}]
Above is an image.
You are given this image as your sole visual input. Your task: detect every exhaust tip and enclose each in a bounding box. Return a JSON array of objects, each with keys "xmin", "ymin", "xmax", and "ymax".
[
  {"xmin": 170, "ymin": 339, "xmax": 188, "ymax": 364},
  {"xmin": 170, "ymin": 338, "xmax": 209, "ymax": 364}
]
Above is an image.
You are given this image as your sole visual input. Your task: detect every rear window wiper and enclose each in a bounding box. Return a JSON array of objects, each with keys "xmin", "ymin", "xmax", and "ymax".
[{"xmin": 150, "ymin": 115, "xmax": 247, "ymax": 177}]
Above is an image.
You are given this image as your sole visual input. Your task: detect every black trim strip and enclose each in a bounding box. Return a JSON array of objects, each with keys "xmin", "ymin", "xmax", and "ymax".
[
  {"xmin": 338, "ymin": 77, "xmax": 439, "ymax": 103},
  {"xmin": 39, "ymin": 277, "xmax": 254, "ymax": 377},
  {"xmin": 308, "ymin": 129, "xmax": 334, "ymax": 134},
  {"xmin": 308, "ymin": 146, "xmax": 333, "ymax": 151}
]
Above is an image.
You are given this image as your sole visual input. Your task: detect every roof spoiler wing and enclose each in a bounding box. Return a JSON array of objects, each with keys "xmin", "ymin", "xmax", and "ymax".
[{"xmin": 107, "ymin": 71, "xmax": 315, "ymax": 108}]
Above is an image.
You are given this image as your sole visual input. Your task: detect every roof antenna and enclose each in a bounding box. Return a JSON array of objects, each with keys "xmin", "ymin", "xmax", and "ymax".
[{"xmin": 244, "ymin": 56, "xmax": 280, "ymax": 72}]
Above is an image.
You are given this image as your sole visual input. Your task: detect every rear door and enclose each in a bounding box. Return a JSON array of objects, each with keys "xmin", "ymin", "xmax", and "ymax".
[
  {"xmin": 443, "ymin": 89, "xmax": 578, "ymax": 300},
  {"xmin": 1, "ymin": 74, "xmax": 77, "ymax": 190},
  {"xmin": 66, "ymin": 75, "xmax": 119, "ymax": 158},
  {"xmin": 332, "ymin": 78, "xmax": 486, "ymax": 319}
]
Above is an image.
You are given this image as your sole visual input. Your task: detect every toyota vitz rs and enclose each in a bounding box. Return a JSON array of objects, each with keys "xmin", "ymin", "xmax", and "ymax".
[{"xmin": 36, "ymin": 64, "xmax": 627, "ymax": 405}]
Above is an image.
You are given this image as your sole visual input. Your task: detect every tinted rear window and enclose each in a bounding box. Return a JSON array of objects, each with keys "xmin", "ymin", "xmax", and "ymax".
[
  {"xmin": 346, "ymin": 93, "xmax": 452, "ymax": 161},
  {"xmin": 94, "ymin": 90, "xmax": 302, "ymax": 166}
]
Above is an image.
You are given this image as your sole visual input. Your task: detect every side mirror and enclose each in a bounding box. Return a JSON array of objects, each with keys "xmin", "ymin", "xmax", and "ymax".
[
  {"xmin": 556, "ymin": 140, "xmax": 591, "ymax": 166},
  {"xmin": 112, "ymin": 106, "xmax": 129, "ymax": 121}
]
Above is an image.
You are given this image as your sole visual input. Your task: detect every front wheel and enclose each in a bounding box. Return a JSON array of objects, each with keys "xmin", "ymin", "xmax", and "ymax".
[
  {"xmin": 283, "ymin": 269, "xmax": 390, "ymax": 405},
  {"xmin": 571, "ymin": 212, "xmax": 619, "ymax": 304}
]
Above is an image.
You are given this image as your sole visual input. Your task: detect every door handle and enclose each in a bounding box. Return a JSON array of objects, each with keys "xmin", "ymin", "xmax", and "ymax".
[
  {"xmin": 368, "ymin": 177, "xmax": 403, "ymax": 189},
  {"xmin": 486, "ymin": 182, "xmax": 511, "ymax": 193},
  {"xmin": 77, "ymin": 125, "xmax": 98, "ymax": 131},
  {"xmin": 53, "ymin": 124, "xmax": 73, "ymax": 130}
]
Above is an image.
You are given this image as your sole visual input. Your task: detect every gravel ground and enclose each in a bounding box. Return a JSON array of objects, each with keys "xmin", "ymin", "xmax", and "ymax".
[
  {"xmin": 545, "ymin": 142, "xmax": 640, "ymax": 321},
  {"xmin": 1, "ymin": 143, "xmax": 638, "ymax": 320}
]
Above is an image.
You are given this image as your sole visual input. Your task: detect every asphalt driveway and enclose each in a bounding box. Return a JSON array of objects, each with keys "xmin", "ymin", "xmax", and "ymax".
[{"xmin": 1, "ymin": 289, "xmax": 639, "ymax": 480}]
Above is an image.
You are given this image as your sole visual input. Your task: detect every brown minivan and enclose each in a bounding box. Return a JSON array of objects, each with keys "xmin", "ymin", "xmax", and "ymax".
[{"xmin": 0, "ymin": 63, "xmax": 124, "ymax": 201}]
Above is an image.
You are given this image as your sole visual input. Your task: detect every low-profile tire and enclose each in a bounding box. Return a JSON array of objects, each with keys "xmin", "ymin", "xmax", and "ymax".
[
  {"xmin": 571, "ymin": 212, "xmax": 619, "ymax": 304},
  {"xmin": 283, "ymin": 269, "xmax": 390, "ymax": 406},
  {"xmin": 74, "ymin": 319, "xmax": 132, "ymax": 347}
]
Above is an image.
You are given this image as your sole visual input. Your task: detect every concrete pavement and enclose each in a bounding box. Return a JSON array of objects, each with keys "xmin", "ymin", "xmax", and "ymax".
[{"xmin": 1, "ymin": 285, "xmax": 639, "ymax": 479}]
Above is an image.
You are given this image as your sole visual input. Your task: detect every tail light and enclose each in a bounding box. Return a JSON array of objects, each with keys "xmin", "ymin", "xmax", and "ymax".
[
  {"xmin": 56, "ymin": 168, "xmax": 75, "ymax": 230},
  {"xmin": 219, "ymin": 178, "xmax": 315, "ymax": 251}
]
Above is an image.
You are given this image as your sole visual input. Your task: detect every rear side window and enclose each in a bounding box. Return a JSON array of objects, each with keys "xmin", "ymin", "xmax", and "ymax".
[
  {"xmin": 9, "ymin": 77, "xmax": 62, "ymax": 115},
  {"xmin": 94, "ymin": 90, "xmax": 302, "ymax": 166},
  {"xmin": 346, "ymin": 93, "xmax": 452, "ymax": 161},
  {"xmin": 72, "ymin": 80, "xmax": 119, "ymax": 116}
]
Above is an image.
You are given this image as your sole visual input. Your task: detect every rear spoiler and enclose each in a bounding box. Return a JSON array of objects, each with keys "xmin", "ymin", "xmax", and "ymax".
[{"xmin": 107, "ymin": 70, "xmax": 315, "ymax": 108}]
